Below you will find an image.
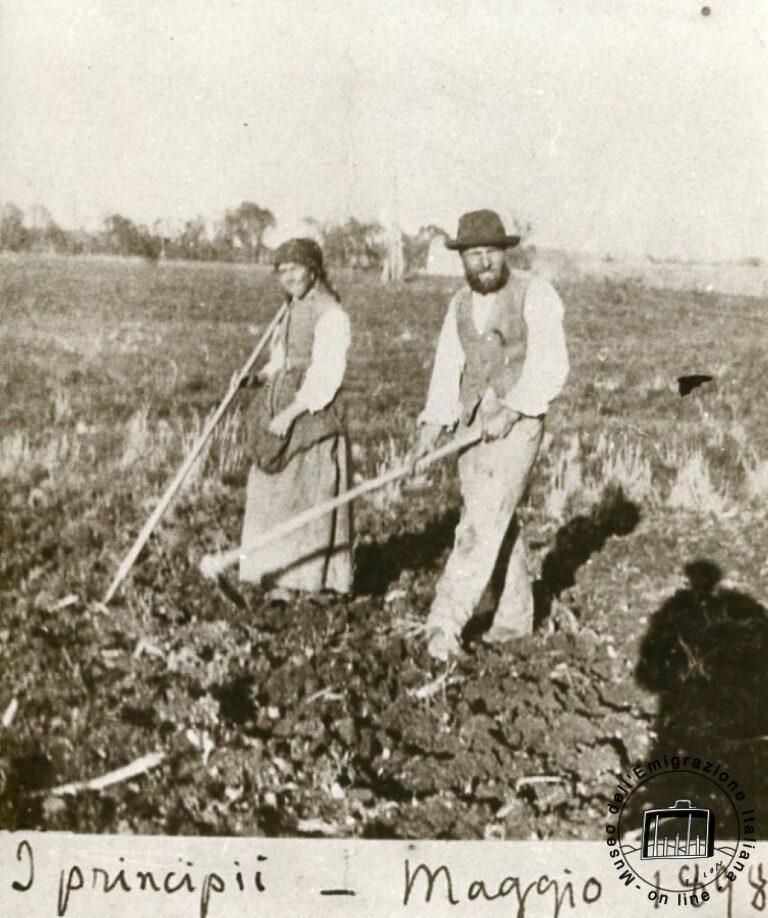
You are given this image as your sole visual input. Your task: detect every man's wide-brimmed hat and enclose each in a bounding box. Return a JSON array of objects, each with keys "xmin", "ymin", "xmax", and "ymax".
[{"xmin": 445, "ymin": 209, "xmax": 520, "ymax": 251}]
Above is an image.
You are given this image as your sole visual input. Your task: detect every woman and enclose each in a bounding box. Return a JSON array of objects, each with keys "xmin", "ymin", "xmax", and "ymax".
[{"xmin": 240, "ymin": 237, "xmax": 353, "ymax": 595}]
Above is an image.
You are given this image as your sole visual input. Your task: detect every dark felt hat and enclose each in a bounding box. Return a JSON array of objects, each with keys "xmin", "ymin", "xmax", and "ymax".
[{"xmin": 445, "ymin": 209, "xmax": 521, "ymax": 251}]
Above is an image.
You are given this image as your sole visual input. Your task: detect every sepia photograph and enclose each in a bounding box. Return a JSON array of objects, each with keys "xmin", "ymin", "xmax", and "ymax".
[{"xmin": 1, "ymin": 0, "xmax": 766, "ymax": 881}]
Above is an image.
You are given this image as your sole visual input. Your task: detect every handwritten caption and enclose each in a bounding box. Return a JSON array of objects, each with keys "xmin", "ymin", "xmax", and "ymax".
[{"xmin": 1, "ymin": 838, "xmax": 766, "ymax": 917}]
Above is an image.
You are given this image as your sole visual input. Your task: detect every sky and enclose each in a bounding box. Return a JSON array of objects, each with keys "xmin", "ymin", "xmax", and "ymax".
[{"xmin": 1, "ymin": 0, "xmax": 766, "ymax": 260}]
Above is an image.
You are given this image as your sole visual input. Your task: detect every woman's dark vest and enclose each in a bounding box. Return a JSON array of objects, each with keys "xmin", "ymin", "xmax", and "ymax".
[
  {"xmin": 247, "ymin": 287, "xmax": 346, "ymax": 474},
  {"xmin": 455, "ymin": 272, "xmax": 529, "ymax": 425}
]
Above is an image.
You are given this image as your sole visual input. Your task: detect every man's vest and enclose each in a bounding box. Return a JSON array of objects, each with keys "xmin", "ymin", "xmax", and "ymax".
[
  {"xmin": 455, "ymin": 272, "xmax": 530, "ymax": 425},
  {"xmin": 247, "ymin": 286, "xmax": 346, "ymax": 474}
]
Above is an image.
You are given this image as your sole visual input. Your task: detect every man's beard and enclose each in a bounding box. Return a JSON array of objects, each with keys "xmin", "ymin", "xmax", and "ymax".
[{"xmin": 464, "ymin": 259, "xmax": 509, "ymax": 294}]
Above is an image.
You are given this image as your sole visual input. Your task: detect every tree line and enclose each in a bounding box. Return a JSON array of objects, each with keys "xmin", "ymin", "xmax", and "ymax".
[{"xmin": 0, "ymin": 201, "xmax": 452, "ymax": 271}]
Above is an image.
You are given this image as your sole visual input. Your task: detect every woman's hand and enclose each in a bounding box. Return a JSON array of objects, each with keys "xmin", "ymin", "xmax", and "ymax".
[
  {"xmin": 269, "ymin": 402, "xmax": 305, "ymax": 437},
  {"xmin": 238, "ymin": 371, "xmax": 268, "ymax": 389}
]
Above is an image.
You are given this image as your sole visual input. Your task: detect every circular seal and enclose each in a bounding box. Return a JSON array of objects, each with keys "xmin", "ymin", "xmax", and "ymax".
[{"xmin": 605, "ymin": 755, "xmax": 756, "ymax": 906}]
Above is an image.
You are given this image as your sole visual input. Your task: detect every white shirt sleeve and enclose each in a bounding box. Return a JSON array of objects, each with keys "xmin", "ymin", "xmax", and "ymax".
[
  {"xmin": 418, "ymin": 297, "xmax": 465, "ymax": 426},
  {"xmin": 502, "ymin": 278, "xmax": 569, "ymax": 417},
  {"xmin": 294, "ymin": 305, "xmax": 351, "ymax": 413}
]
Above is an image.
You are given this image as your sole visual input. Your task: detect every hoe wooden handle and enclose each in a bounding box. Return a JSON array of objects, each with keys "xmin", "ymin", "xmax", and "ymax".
[
  {"xmin": 104, "ymin": 303, "xmax": 288, "ymax": 604},
  {"xmin": 199, "ymin": 427, "xmax": 481, "ymax": 580}
]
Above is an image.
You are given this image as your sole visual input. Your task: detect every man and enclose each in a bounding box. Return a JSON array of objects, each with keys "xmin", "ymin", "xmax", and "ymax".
[{"xmin": 413, "ymin": 209, "xmax": 569, "ymax": 661}]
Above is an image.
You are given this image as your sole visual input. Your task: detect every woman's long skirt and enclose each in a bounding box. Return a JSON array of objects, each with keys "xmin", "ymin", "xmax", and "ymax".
[{"xmin": 239, "ymin": 435, "xmax": 353, "ymax": 593}]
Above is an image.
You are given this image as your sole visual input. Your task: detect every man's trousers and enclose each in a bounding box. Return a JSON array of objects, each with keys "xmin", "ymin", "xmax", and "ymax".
[{"xmin": 426, "ymin": 416, "xmax": 544, "ymax": 642}]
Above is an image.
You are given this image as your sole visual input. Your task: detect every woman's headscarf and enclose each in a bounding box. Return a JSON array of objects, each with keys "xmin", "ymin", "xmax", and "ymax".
[
  {"xmin": 272, "ymin": 238, "xmax": 324, "ymax": 272},
  {"xmin": 272, "ymin": 237, "xmax": 339, "ymax": 301}
]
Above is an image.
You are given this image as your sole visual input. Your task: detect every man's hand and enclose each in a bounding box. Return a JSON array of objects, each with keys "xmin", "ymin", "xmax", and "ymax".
[
  {"xmin": 269, "ymin": 401, "xmax": 305, "ymax": 437},
  {"xmin": 481, "ymin": 405, "xmax": 521, "ymax": 441},
  {"xmin": 408, "ymin": 423, "xmax": 442, "ymax": 470}
]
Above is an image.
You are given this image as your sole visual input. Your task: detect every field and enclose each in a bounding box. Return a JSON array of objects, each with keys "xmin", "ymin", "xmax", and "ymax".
[{"xmin": 0, "ymin": 254, "xmax": 767, "ymax": 839}]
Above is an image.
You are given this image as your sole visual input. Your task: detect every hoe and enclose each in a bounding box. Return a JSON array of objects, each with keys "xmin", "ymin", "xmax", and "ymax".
[
  {"xmin": 198, "ymin": 426, "xmax": 480, "ymax": 582},
  {"xmin": 102, "ymin": 302, "xmax": 480, "ymax": 603}
]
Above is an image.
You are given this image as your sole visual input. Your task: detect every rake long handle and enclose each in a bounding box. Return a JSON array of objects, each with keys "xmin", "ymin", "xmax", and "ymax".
[
  {"xmin": 103, "ymin": 303, "xmax": 288, "ymax": 604},
  {"xmin": 201, "ymin": 427, "xmax": 481, "ymax": 578}
]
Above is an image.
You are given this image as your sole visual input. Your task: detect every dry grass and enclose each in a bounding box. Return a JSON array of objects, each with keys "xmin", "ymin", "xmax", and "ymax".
[
  {"xmin": 365, "ymin": 435, "xmax": 409, "ymax": 513},
  {"xmin": 0, "ymin": 429, "xmax": 83, "ymax": 478},
  {"xmin": 119, "ymin": 407, "xmax": 153, "ymax": 469},
  {"xmin": 543, "ymin": 435, "xmax": 585, "ymax": 521},
  {"xmin": 742, "ymin": 450, "xmax": 768, "ymax": 503},
  {"xmin": 178, "ymin": 408, "xmax": 247, "ymax": 484},
  {"xmin": 593, "ymin": 433, "xmax": 654, "ymax": 504},
  {"xmin": 668, "ymin": 449, "xmax": 732, "ymax": 516}
]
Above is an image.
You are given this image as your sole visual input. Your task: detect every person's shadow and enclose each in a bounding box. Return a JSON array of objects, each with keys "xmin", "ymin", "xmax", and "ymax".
[
  {"xmin": 633, "ymin": 560, "xmax": 768, "ymax": 825},
  {"xmin": 532, "ymin": 483, "xmax": 641, "ymax": 629},
  {"xmin": 355, "ymin": 483, "xmax": 642, "ymax": 645},
  {"xmin": 353, "ymin": 508, "xmax": 459, "ymax": 596},
  {"xmin": 461, "ymin": 484, "xmax": 641, "ymax": 642}
]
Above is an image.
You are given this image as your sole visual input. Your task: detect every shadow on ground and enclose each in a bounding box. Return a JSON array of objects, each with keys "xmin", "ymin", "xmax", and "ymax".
[
  {"xmin": 469, "ymin": 484, "xmax": 641, "ymax": 643},
  {"xmin": 355, "ymin": 485, "xmax": 641, "ymax": 634},
  {"xmin": 531, "ymin": 484, "xmax": 641, "ymax": 628},
  {"xmin": 353, "ymin": 509, "xmax": 459, "ymax": 595},
  {"xmin": 627, "ymin": 560, "xmax": 768, "ymax": 832}
]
